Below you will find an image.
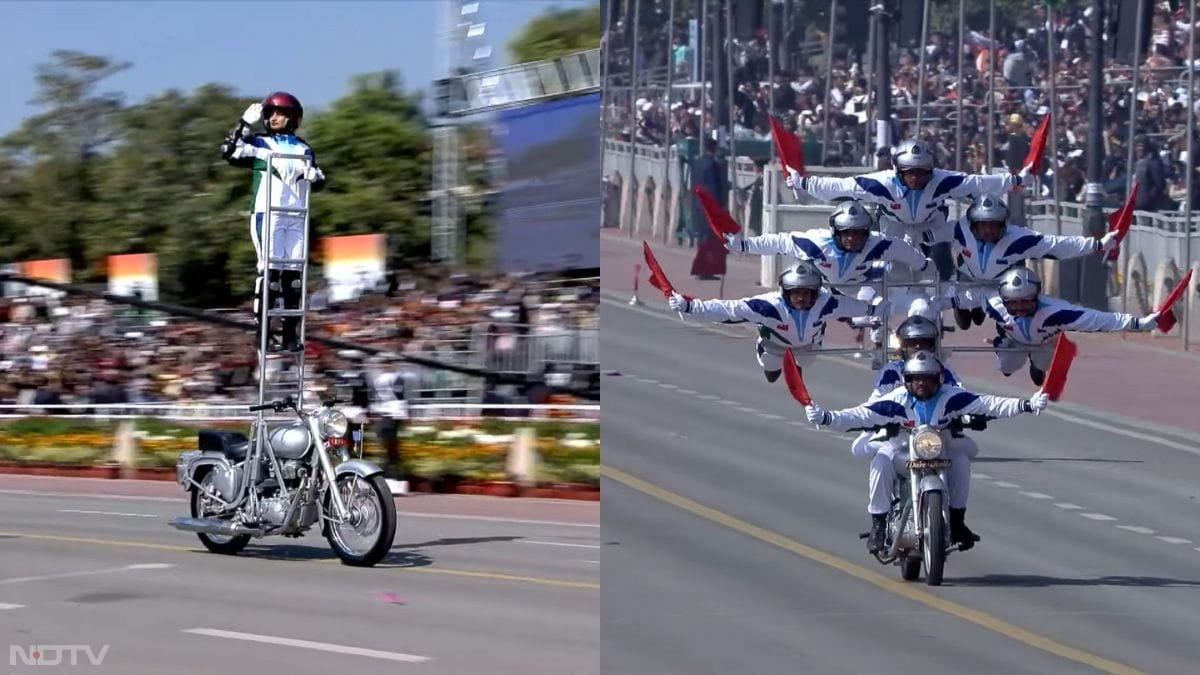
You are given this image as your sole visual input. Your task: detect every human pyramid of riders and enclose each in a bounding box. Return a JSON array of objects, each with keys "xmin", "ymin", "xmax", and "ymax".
[{"xmin": 662, "ymin": 139, "xmax": 1165, "ymax": 558}]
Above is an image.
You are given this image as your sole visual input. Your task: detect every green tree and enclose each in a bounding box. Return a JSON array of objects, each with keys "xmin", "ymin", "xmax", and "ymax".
[
  {"xmin": 303, "ymin": 71, "xmax": 432, "ymax": 268},
  {"xmin": 508, "ymin": 4, "xmax": 601, "ymax": 63}
]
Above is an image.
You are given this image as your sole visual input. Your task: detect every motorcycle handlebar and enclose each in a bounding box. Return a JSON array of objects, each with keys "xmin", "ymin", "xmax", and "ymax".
[{"xmin": 247, "ymin": 396, "xmax": 297, "ymax": 413}]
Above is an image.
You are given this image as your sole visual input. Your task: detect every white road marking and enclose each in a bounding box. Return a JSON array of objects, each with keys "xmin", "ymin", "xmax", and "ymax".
[
  {"xmin": 658, "ymin": 383, "xmax": 678, "ymax": 389},
  {"xmin": 0, "ymin": 563, "xmax": 174, "ymax": 585},
  {"xmin": 182, "ymin": 628, "xmax": 430, "ymax": 663},
  {"xmin": 973, "ymin": 472, "xmax": 993, "ymax": 480},
  {"xmin": 759, "ymin": 413, "xmax": 785, "ymax": 420},
  {"xmin": 677, "ymin": 388, "xmax": 697, "ymax": 395},
  {"xmin": 734, "ymin": 407, "xmax": 757, "ymax": 414},
  {"xmin": 695, "ymin": 394, "xmax": 720, "ymax": 401},
  {"xmin": 641, "ymin": 378, "xmax": 660, "ymax": 385},
  {"xmin": 1156, "ymin": 536, "xmax": 1191, "ymax": 545},
  {"xmin": 991, "ymin": 481, "xmax": 1021, "ymax": 489},
  {"xmin": 59, "ymin": 508, "xmax": 157, "ymax": 518},
  {"xmin": 1053, "ymin": 502, "xmax": 1085, "ymax": 510},
  {"xmin": 0, "ymin": 603, "xmax": 23, "ymax": 610},
  {"xmin": 1079, "ymin": 513, "xmax": 1118, "ymax": 521},
  {"xmin": 1019, "ymin": 492, "xmax": 1054, "ymax": 500},
  {"xmin": 1115, "ymin": 525, "xmax": 1156, "ymax": 535},
  {"xmin": 517, "ymin": 540, "xmax": 601, "ymax": 549}
]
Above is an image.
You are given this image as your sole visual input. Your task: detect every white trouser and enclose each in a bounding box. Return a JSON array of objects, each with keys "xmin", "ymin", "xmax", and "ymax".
[
  {"xmin": 856, "ymin": 286, "xmax": 941, "ymax": 345},
  {"xmin": 949, "ymin": 284, "xmax": 999, "ymax": 311},
  {"xmin": 851, "ymin": 434, "xmax": 978, "ymax": 514},
  {"xmin": 251, "ymin": 213, "xmax": 305, "ymax": 270},
  {"xmin": 756, "ymin": 339, "xmax": 815, "ymax": 373},
  {"xmin": 994, "ymin": 338, "xmax": 1053, "ymax": 375}
]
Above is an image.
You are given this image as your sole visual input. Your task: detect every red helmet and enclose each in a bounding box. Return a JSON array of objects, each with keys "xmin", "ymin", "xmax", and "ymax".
[{"xmin": 261, "ymin": 91, "xmax": 303, "ymax": 131}]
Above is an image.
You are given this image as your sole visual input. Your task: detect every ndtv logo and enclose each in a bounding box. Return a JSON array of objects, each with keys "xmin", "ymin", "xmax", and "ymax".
[{"xmin": 10, "ymin": 644, "xmax": 110, "ymax": 667}]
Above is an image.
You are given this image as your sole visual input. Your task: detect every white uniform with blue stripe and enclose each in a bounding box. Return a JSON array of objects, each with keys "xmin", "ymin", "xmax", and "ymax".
[
  {"xmin": 869, "ymin": 359, "xmax": 961, "ymax": 400},
  {"xmin": 226, "ymin": 133, "xmax": 324, "ymax": 268},
  {"xmin": 825, "ymin": 385, "xmax": 1030, "ymax": 514},
  {"xmin": 929, "ymin": 218, "xmax": 1102, "ymax": 309},
  {"xmin": 739, "ymin": 229, "xmax": 930, "ymax": 286},
  {"xmin": 797, "ymin": 169, "xmax": 1019, "ymax": 245},
  {"xmin": 685, "ymin": 289, "xmax": 872, "ymax": 373},
  {"xmin": 984, "ymin": 295, "xmax": 1141, "ymax": 374}
]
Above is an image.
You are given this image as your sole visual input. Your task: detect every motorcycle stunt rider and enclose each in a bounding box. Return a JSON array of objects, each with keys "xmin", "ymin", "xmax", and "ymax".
[
  {"xmin": 805, "ymin": 350, "xmax": 1050, "ymax": 553},
  {"xmin": 786, "ymin": 140, "xmax": 1027, "ymax": 248},
  {"xmin": 927, "ymin": 195, "xmax": 1121, "ymax": 330},
  {"xmin": 986, "ymin": 267, "xmax": 1161, "ymax": 385},
  {"xmin": 667, "ymin": 260, "xmax": 879, "ymax": 383},
  {"xmin": 221, "ymin": 92, "xmax": 326, "ymax": 353}
]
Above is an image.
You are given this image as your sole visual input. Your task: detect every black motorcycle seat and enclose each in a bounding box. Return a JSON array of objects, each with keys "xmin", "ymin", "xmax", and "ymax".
[{"xmin": 198, "ymin": 429, "xmax": 251, "ymax": 461}]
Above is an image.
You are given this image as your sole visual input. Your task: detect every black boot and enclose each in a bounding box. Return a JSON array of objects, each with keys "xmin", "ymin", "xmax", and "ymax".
[
  {"xmin": 954, "ymin": 308, "xmax": 973, "ymax": 331},
  {"xmin": 971, "ymin": 307, "xmax": 986, "ymax": 326},
  {"xmin": 867, "ymin": 513, "xmax": 887, "ymax": 553},
  {"xmin": 1029, "ymin": 363, "xmax": 1046, "ymax": 387},
  {"xmin": 949, "ymin": 507, "xmax": 980, "ymax": 550},
  {"xmin": 764, "ymin": 369, "xmax": 782, "ymax": 383}
]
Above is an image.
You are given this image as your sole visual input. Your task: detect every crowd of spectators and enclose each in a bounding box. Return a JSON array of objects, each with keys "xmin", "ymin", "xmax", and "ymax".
[
  {"xmin": 605, "ymin": 0, "xmax": 1200, "ymax": 213},
  {"xmin": 0, "ymin": 268, "xmax": 599, "ymax": 413}
]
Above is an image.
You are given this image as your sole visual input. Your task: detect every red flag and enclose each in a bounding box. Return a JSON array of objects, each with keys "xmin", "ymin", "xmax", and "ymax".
[
  {"xmin": 1040, "ymin": 333, "xmax": 1078, "ymax": 402},
  {"xmin": 783, "ymin": 349, "xmax": 812, "ymax": 406},
  {"xmin": 1105, "ymin": 182, "xmax": 1139, "ymax": 262},
  {"xmin": 1155, "ymin": 269, "xmax": 1193, "ymax": 332},
  {"xmin": 692, "ymin": 186, "xmax": 741, "ymax": 238},
  {"xmin": 642, "ymin": 242, "xmax": 675, "ymax": 297},
  {"xmin": 1021, "ymin": 113, "xmax": 1051, "ymax": 176},
  {"xmin": 768, "ymin": 116, "xmax": 806, "ymax": 179}
]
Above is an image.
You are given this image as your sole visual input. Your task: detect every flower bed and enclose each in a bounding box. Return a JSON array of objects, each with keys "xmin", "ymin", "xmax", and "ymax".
[{"xmin": 0, "ymin": 417, "xmax": 600, "ymax": 487}]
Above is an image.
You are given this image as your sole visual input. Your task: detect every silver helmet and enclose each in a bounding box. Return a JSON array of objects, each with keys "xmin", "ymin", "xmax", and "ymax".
[
  {"xmin": 966, "ymin": 195, "xmax": 1009, "ymax": 224},
  {"xmin": 828, "ymin": 201, "xmax": 874, "ymax": 233},
  {"xmin": 902, "ymin": 350, "xmax": 944, "ymax": 379},
  {"xmin": 778, "ymin": 260, "xmax": 823, "ymax": 293},
  {"xmin": 892, "ymin": 139, "xmax": 935, "ymax": 172},
  {"xmin": 998, "ymin": 267, "xmax": 1041, "ymax": 301},
  {"xmin": 896, "ymin": 315, "xmax": 940, "ymax": 342}
]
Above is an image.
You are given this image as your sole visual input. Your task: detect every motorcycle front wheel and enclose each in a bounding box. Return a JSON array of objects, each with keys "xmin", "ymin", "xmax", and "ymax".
[
  {"xmin": 922, "ymin": 492, "xmax": 946, "ymax": 586},
  {"xmin": 324, "ymin": 474, "xmax": 397, "ymax": 567}
]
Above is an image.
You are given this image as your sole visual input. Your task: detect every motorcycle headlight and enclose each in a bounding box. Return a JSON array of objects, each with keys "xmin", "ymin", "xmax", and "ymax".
[
  {"xmin": 319, "ymin": 409, "xmax": 349, "ymax": 439},
  {"xmin": 911, "ymin": 429, "xmax": 944, "ymax": 460}
]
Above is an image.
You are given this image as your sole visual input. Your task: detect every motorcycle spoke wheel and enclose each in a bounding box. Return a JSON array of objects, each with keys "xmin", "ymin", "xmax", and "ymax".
[{"xmin": 325, "ymin": 474, "xmax": 397, "ymax": 567}]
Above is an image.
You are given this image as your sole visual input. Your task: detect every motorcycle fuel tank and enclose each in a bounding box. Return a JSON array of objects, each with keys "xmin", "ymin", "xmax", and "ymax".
[{"xmin": 268, "ymin": 422, "xmax": 312, "ymax": 460}]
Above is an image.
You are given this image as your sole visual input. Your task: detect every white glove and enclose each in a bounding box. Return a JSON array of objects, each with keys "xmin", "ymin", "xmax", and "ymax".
[
  {"xmin": 805, "ymin": 404, "xmax": 828, "ymax": 426},
  {"xmin": 722, "ymin": 233, "xmax": 744, "ymax": 252},
  {"xmin": 1015, "ymin": 167, "xmax": 1032, "ymax": 189},
  {"xmin": 785, "ymin": 168, "xmax": 803, "ymax": 191},
  {"xmin": 241, "ymin": 103, "xmax": 263, "ymax": 126},
  {"xmin": 1137, "ymin": 311, "xmax": 1161, "ymax": 331},
  {"xmin": 668, "ymin": 292, "xmax": 691, "ymax": 313},
  {"xmin": 1027, "ymin": 390, "xmax": 1049, "ymax": 414},
  {"xmin": 1098, "ymin": 231, "xmax": 1119, "ymax": 253},
  {"xmin": 302, "ymin": 165, "xmax": 323, "ymax": 182}
]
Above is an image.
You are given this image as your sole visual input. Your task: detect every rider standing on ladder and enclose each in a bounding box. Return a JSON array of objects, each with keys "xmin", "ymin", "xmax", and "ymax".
[{"xmin": 221, "ymin": 92, "xmax": 326, "ymax": 353}]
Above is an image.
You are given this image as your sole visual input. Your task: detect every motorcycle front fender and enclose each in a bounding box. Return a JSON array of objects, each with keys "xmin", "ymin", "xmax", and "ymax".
[
  {"xmin": 917, "ymin": 474, "xmax": 947, "ymax": 496},
  {"xmin": 334, "ymin": 458, "xmax": 385, "ymax": 481}
]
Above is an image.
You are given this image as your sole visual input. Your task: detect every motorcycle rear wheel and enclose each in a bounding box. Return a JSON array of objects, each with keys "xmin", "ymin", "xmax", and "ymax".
[
  {"xmin": 190, "ymin": 472, "xmax": 251, "ymax": 555},
  {"xmin": 324, "ymin": 474, "xmax": 397, "ymax": 567}
]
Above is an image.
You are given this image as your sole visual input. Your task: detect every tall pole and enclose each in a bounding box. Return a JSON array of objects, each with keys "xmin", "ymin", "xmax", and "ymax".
[
  {"xmin": 822, "ymin": 0, "xmax": 837, "ymax": 165},
  {"xmin": 1183, "ymin": 0, "xmax": 1196, "ymax": 350},
  {"xmin": 725, "ymin": 0, "xmax": 737, "ymax": 203},
  {"xmin": 1047, "ymin": 4, "xmax": 1062, "ymax": 236},
  {"xmin": 664, "ymin": 0, "xmax": 675, "ymax": 153},
  {"xmin": 914, "ymin": 0, "xmax": 931, "ymax": 132},
  {"xmin": 1079, "ymin": 0, "xmax": 1108, "ymax": 309},
  {"xmin": 699, "ymin": 0, "xmax": 708, "ymax": 147},
  {"xmin": 1122, "ymin": 0, "xmax": 1146, "ymax": 318},
  {"xmin": 874, "ymin": 0, "xmax": 893, "ymax": 152},
  {"xmin": 627, "ymin": 0, "xmax": 641, "ymax": 236},
  {"xmin": 599, "ymin": 0, "xmax": 613, "ymax": 143},
  {"xmin": 986, "ymin": 0, "xmax": 996, "ymax": 169},
  {"xmin": 955, "ymin": 0, "xmax": 964, "ymax": 170}
]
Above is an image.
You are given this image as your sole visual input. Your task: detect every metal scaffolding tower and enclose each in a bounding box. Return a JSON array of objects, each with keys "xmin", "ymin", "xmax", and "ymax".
[{"xmin": 431, "ymin": 0, "xmax": 493, "ymax": 265}]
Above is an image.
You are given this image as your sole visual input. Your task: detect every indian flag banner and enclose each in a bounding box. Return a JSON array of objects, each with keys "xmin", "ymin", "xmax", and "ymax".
[
  {"xmin": 107, "ymin": 253, "xmax": 158, "ymax": 301},
  {"xmin": 322, "ymin": 234, "xmax": 387, "ymax": 303},
  {"xmin": 2, "ymin": 258, "xmax": 71, "ymax": 298}
]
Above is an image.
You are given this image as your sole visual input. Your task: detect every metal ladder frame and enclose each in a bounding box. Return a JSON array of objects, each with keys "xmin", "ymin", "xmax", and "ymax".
[{"xmin": 251, "ymin": 152, "xmax": 314, "ymax": 483}]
